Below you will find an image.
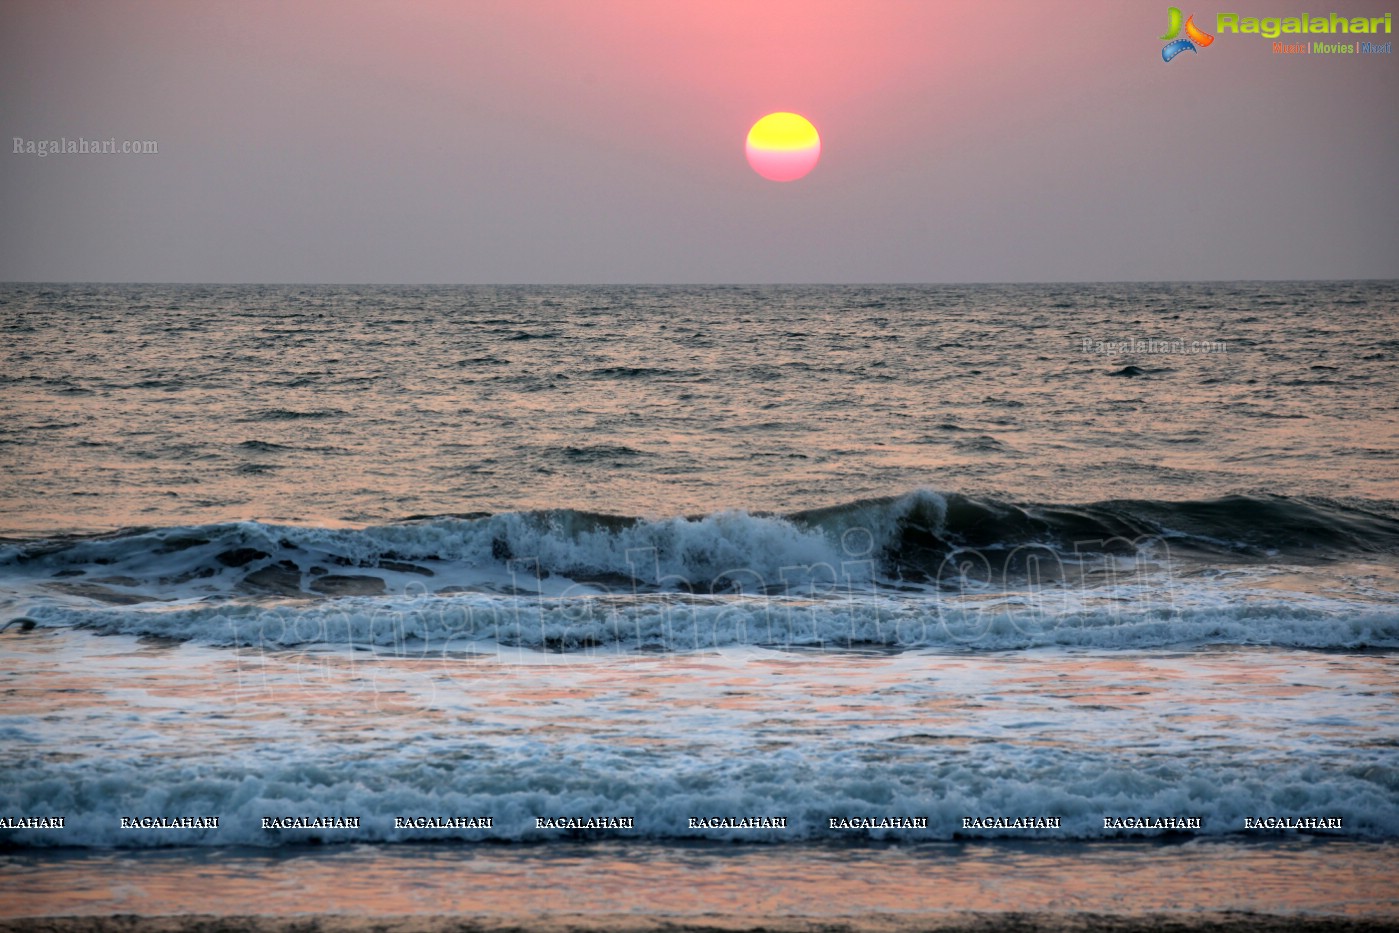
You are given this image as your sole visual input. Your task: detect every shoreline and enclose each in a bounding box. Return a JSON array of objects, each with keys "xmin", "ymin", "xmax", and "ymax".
[
  {"xmin": 5, "ymin": 826, "xmax": 1397, "ymax": 922},
  {"xmin": 5, "ymin": 913, "xmax": 1399, "ymax": 933}
]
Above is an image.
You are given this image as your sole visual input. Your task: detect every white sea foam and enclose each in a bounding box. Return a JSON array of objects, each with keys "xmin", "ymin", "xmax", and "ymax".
[
  {"xmin": 4, "ymin": 619, "xmax": 1395, "ymax": 852},
  {"xmin": 2, "ymin": 747, "xmax": 1394, "ymax": 848},
  {"xmin": 7, "ymin": 490, "xmax": 1397, "ymax": 613},
  {"xmin": 20, "ymin": 591, "xmax": 1399, "ymax": 652}
]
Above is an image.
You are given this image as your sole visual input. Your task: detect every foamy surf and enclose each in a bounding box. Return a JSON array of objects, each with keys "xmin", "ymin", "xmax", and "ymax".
[
  {"xmin": 5, "ymin": 490, "xmax": 1397, "ymax": 605},
  {"xmin": 2, "ymin": 631, "xmax": 1396, "ymax": 850}
]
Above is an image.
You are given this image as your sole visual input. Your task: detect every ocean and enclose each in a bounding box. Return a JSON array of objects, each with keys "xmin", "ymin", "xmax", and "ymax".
[{"xmin": 1, "ymin": 282, "xmax": 1397, "ymax": 926}]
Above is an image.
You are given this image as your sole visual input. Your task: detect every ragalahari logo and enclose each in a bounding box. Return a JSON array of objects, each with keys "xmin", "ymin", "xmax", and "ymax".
[{"xmin": 1161, "ymin": 7, "xmax": 1215, "ymax": 60}]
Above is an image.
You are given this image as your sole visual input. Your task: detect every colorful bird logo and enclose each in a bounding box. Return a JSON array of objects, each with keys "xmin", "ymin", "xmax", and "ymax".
[{"xmin": 1161, "ymin": 7, "xmax": 1214, "ymax": 61}]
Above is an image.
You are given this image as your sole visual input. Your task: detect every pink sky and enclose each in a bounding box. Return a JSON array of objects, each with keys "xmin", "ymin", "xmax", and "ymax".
[{"xmin": 1, "ymin": 0, "xmax": 1395, "ymax": 282}]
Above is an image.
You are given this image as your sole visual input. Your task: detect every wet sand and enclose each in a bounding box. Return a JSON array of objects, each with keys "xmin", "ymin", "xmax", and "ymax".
[
  {"xmin": 4, "ymin": 913, "xmax": 1399, "ymax": 932},
  {"xmin": 3, "ymin": 839, "xmax": 1397, "ymax": 933}
]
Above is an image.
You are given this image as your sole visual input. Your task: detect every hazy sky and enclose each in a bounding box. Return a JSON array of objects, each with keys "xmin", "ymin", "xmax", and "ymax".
[{"xmin": 2, "ymin": 0, "xmax": 1396, "ymax": 283}]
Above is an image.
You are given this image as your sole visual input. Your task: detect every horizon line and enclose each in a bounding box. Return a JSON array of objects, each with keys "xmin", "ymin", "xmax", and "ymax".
[{"xmin": 3, "ymin": 277, "xmax": 1397, "ymax": 288}]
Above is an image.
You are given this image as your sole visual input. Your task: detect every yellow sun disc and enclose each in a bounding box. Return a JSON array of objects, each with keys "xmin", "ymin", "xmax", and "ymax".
[{"xmin": 745, "ymin": 112, "xmax": 821, "ymax": 182}]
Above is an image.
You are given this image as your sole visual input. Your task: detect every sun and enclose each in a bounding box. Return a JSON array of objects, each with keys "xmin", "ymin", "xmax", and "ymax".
[{"xmin": 745, "ymin": 112, "xmax": 821, "ymax": 182}]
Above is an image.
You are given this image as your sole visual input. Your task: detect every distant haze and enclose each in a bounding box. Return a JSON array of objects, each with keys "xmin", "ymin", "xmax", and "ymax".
[{"xmin": 1, "ymin": 0, "xmax": 1396, "ymax": 283}]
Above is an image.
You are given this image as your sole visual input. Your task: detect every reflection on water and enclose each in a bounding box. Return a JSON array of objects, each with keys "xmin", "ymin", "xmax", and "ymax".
[
  {"xmin": 3, "ymin": 839, "xmax": 1397, "ymax": 918},
  {"xmin": 3, "ymin": 282, "xmax": 1397, "ymax": 534},
  {"xmin": 2, "ymin": 630, "xmax": 1397, "ymax": 847}
]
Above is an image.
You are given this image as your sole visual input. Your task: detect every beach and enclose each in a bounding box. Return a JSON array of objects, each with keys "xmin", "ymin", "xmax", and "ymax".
[{"xmin": 2, "ymin": 282, "xmax": 1397, "ymax": 928}]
